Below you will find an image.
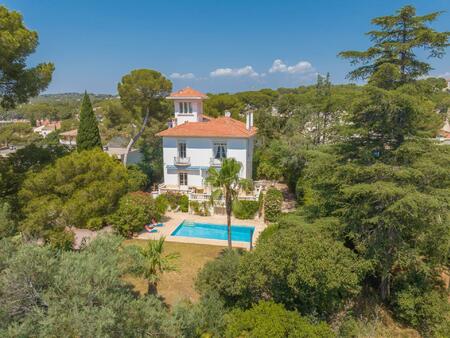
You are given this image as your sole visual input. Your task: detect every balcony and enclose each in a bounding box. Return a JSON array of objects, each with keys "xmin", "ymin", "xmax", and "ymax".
[
  {"xmin": 210, "ymin": 157, "xmax": 224, "ymax": 167},
  {"xmin": 174, "ymin": 156, "xmax": 190, "ymax": 166}
]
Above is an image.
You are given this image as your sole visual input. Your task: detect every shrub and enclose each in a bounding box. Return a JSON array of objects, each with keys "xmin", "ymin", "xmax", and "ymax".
[
  {"xmin": 126, "ymin": 165, "xmax": 149, "ymax": 192},
  {"xmin": 263, "ymin": 188, "xmax": 283, "ymax": 222},
  {"xmin": 165, "ymin": 192, "xmax": 185, "ymax": 210},
  {"xmin": 224, "ymin": 301, "xmax": 333, "ymax": 338},
  {"xmin": 232, "ymin": 200, "xmax": 259, "ymax": 219},
  {"xmin": 394, "ymin": 286, "xmax": 450, "ymax": 336},
  {"xmin": 258, "ymin": 191, "xmax": 264, "ymax": 217},
  {"xmin": 196, "ymin": 249, "xmax": 244, "ymax": 307},
  {"xmin": 110, "ymin": 192, "xmax": 161, "ymax": 237},
  {"xmin": 238, "ymin": 226, "xmax": 367, "ymax": 319},
  {"xmin": 256, "ymin": 223, "xmax": 280, "ymax": 244},
  {"xmin": 189, "ymin": 201, "xmax": 210, "ymax": 216},
  {"xmin": 47, "ymin": 229, "xmax": 75, "ymax": 251},
  {"xmin": 179, "ymin": 195, "xmax": 189, "ymax": 212},
  {"xmin": 86, "ymin": 217, "xmax": 105, "ymax": 230},
  {"xmin": 155, "ymin": 195, "xmax": 169, "ymax": 215}
]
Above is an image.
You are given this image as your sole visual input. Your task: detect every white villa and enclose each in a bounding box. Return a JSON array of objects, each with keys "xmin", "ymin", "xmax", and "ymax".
[{"xmin": 153, "ymin": 87, "xmax": 260, "ymax": 207}]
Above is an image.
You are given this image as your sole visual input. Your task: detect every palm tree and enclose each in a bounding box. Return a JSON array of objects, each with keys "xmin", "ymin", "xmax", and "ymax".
[
  {"xmin": 132, "ymin": 237, "xmax": 178, "ymax": 295},
  {"xmin": 206, "ymin": 158, "xmax": 252, "ymax": 249}
]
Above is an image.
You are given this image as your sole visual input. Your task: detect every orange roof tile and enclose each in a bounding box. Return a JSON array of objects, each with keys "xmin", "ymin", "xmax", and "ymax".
[
  {"xmin": 167, "ymin": 87, "xmax": 207, "ymax": 99},
  {"xmin": 156, "ymin": 116, "xmax": 257, "ymax": 138}
]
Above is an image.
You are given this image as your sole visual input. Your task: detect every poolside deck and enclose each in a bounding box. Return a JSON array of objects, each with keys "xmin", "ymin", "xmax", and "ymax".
[{"xmin": 136, "ymin": 211, "xmax": 266, "ymax": 249}]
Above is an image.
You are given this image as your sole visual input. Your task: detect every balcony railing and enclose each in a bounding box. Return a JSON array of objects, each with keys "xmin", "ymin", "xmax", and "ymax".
[
  {"xmin": 210, "ymin": 157, "xmax": 224, "ymax": 167},
  {"xmin": 174, "ymin": 156, "xmax": 190, "ymax": 166}
]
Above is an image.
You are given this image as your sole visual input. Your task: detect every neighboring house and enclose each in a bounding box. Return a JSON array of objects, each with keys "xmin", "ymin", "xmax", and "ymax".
[
  {"xmin": 59, "ymin": 131, "xmax": 142, "ymax": 165},
  {"xmin": 59, "ymin": 129, "xmax": 78, "ymax": 147},
  {"xmin": 33, "ymin": 120, "xmax": 61, "ymax": 138},
  {"xmin": 104, "ymin": 136, "xmax": 143, "ymax": 165},
  {"xmin": 154, "ymin": 87, "xmax": 260, "ymax": 206}
]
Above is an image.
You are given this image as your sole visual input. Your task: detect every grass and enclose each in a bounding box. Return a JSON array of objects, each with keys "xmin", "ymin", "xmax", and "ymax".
[{"xmin": 123, "ymin": 239, "xmax": 224, "ymax": 306}]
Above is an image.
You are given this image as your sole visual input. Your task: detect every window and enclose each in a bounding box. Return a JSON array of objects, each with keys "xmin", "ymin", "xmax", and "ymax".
[
  {"xmin": 213, "ymin": 142, "xmax": 227, "ymax": 159},
  {"xmin": 178, "ymin": 142, "xmax": 186, "ymax": 158},
  {"xmin": 179, "ymin": 172, "xmax": 188, "ymax": 186},
  {"xmin": 178, "ymin": 102, "xmax": 193, "ymax": 114}
]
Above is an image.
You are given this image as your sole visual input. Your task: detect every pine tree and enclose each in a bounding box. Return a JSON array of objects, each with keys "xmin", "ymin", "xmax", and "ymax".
[
  {"xmin": 76, "ymin": 92, "xmax": 102, "ymax": 151},
  {"xmin": 339, "ymin": 5, "xmax": 449, "ymax": 86}
]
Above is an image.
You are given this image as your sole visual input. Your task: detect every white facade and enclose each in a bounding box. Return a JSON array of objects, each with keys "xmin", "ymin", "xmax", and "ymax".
[
  {"xmin": 162, "ymin": 136, "xmax": 254, "ymax": 188},
  {"xmin": 159, "ymin": 88, "xmax": 255, "ymax": 189},
  {"xmin": 173, "ymin": 99, "xmax": 204, "ymax": 125}
]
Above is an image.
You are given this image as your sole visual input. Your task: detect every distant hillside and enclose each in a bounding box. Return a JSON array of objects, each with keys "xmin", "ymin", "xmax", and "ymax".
[{"xmin": 30, "ymin": 93, "xmax": 117, "ymax": 103}]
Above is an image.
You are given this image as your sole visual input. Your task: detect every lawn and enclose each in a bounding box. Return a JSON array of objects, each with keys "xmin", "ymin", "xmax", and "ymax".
[{"xmin": 123, "ymin": 239, "xmax": 225, "ymax": 306}]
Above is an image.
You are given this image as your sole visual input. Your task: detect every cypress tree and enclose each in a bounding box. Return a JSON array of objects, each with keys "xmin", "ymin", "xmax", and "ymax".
[{"xmin": 76, "ymin": 92, "xmax": 102, "ymax": 151}]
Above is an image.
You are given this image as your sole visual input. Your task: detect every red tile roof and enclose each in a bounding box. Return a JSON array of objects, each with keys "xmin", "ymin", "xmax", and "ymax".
[
  {"xmin": 156, "ymin": 116, "xmax": 257, "ymax": 138},
  {"xmin": 167, "ymin": 87, "xmax": 207, "ymax": 99}
]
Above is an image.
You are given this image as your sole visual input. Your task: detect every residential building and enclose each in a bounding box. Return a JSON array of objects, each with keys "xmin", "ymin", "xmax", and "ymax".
[
  {"xmin": 59, "ymin": 129, "xmax": 78, "ymax": 147},
  {"xmin": 154, "ymin": 87, "xmax": 259, "ymax": 207},
  {"xmin": 103, "ymin": 136, "xmax": 142, "ymax": 165}
]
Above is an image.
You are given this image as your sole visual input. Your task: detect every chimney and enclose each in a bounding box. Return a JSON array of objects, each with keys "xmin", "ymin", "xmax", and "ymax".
[
  {"xmin": 249, "ymin": 112, "xmax": 253, "ymax": 128},
  {"xmin": 224, "ymin": 111, "xmax": 231, "ymax": 117},
  {"xmin": 246, "ymin": 112, "xmax": 250, "ymax": 130}
]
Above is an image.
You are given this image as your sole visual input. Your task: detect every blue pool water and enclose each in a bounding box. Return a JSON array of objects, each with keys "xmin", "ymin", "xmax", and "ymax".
[{"xmin": 171, "ymin": 221, "xmax": 254, "ymax": 243}]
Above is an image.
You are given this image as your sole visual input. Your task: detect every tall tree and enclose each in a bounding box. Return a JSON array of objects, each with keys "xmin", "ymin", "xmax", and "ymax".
[
  {"xmin": 76, "ymin": 92, "xmax": 102, "ymax": 151},
  {"xmin": 206, "ymin": 158, "xmax": 252, "ymax": 249},
  {"xmin": 339, "ymin": 5, "xmax": 449, "ymax": 86},
  {"xmin": 118, "ymin": 69, "xmax": 172, "ymax": 166},
  {"xmin": 0, "ymin": 6, "xmax": 54, "ymax": 109}
]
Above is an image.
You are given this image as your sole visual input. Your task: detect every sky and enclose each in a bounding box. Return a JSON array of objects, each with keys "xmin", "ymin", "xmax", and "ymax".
[{"xmin": 3, "ymin": 0, "xmax": 450, "ymax": 94}]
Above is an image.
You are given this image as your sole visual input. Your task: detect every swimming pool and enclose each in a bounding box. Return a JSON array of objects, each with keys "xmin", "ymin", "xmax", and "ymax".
[{"xmin": 171, "ymin": 221, "xmax": 255, "ymax": 243}]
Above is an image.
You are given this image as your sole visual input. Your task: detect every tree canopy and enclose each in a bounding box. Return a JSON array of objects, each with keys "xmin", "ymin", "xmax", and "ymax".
[
  {"xmin": 339, "ymin": 5, "xmax": 449, "ymax": 86},
  {"xmin": 76, "ymin": 92, "xmax": 102, "ymax": 151},
  {"xmin": 0, "ymin": 6, "xmax": 54, "ymax": 108}
]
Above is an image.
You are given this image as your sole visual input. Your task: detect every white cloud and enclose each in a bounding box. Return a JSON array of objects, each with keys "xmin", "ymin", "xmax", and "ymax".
[
  {"xmin": 210, "ymin": 65, "xmax": 258, "ymax": 77},
  {"xmin": 170, "ymin": 72, "xmax": 195, "ymax": 79},
  {"xmin": 269, "ymin": 59, "xmax": 313, "ymax": 74}
]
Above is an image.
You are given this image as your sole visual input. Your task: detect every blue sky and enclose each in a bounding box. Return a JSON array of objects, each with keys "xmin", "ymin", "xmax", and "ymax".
[{"xmin": 3, "ymin": 0, "xmax": 449, "ymax": 94}]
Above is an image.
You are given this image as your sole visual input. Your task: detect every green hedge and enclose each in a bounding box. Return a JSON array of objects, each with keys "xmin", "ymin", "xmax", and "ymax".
[
  {"xmin": 232, "ymin": 200, "xmax": 259, "ymax": 219},
  {"xmin": 264, "ymin": 188, "xmax": 283, "ymax": 222},
  {"xmin": 179, "ymin": 195, "xmax": 189, "ymax": 212}
]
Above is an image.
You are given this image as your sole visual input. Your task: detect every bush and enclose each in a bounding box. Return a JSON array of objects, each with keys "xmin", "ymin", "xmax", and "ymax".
[
  {"xmin": 172, "ymin": 293, "xmax": 227, "ymax": 337},
  {"xmin": 263, "ymin": 188, "xmax": 283, "ymax": 222},
  {"xmin": 0, "ymin": 202, "xmax": 16, "ymax": 238},
  {"xmin": 126, "ymin": 165, "xmax": 149, "ymax": 192},
  {"xmin": 258, "ymin": 191, "xmax": 264, "ymax": 217},
  {"xmin": 196, "ymin": 249, "xmax": 244, "ymax": 307},
  {"xmin": 189, "ymin": 201, "xmax": 210, "ymax": 216},
  {"xmin": 165, "ymin": 192, "xmax": 185, "ymax": 211},
  {"xmin": 238, "ymin": 225, "xmax": 367, "ymax": 319},
  {"xmin": 256, "ymin": 223, "xmax": 280, "ymax": 244},
  {"xmin": 179, "ymin": 195, "xmax": 189, "ymax": 212},
  {"xmin": 47, "ymin": 229, "xmax": 74, "ymax": 251},
  {"xmin": 110, "ymin": 192, "xmax": 162, "ymax": 237},
  {"xmin": 224, "ymin": 301, "xmax": 333, "ymax": 338},
  {"xmin": 232, "ymin": 200, "xmax": 259, "ymax": 219},
  {"xmin": 394, "ymin": 286, "xmax": 450, "ymax": 336},
  {"xmin": 155, "ymin": 195, "xmax": 169, "ymax": 215},
  {"xmin": 85, "ymin": 217, "xmax": 105, "ymax": 230}
]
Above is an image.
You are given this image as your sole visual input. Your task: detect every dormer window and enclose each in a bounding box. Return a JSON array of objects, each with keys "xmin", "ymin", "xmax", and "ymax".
[{"xmin": 178, "ymin": 102, "xmax": 193, "ymax": 114}]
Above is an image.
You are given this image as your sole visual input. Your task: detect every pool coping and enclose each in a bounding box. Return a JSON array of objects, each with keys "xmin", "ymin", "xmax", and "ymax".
[
  {"xmin": 170, "ymin": 221, "xmax": 255, "ymax": 248},
  {"xmin": 135, "ymin": 211, "xmax": 266, "ymax": 250}
]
